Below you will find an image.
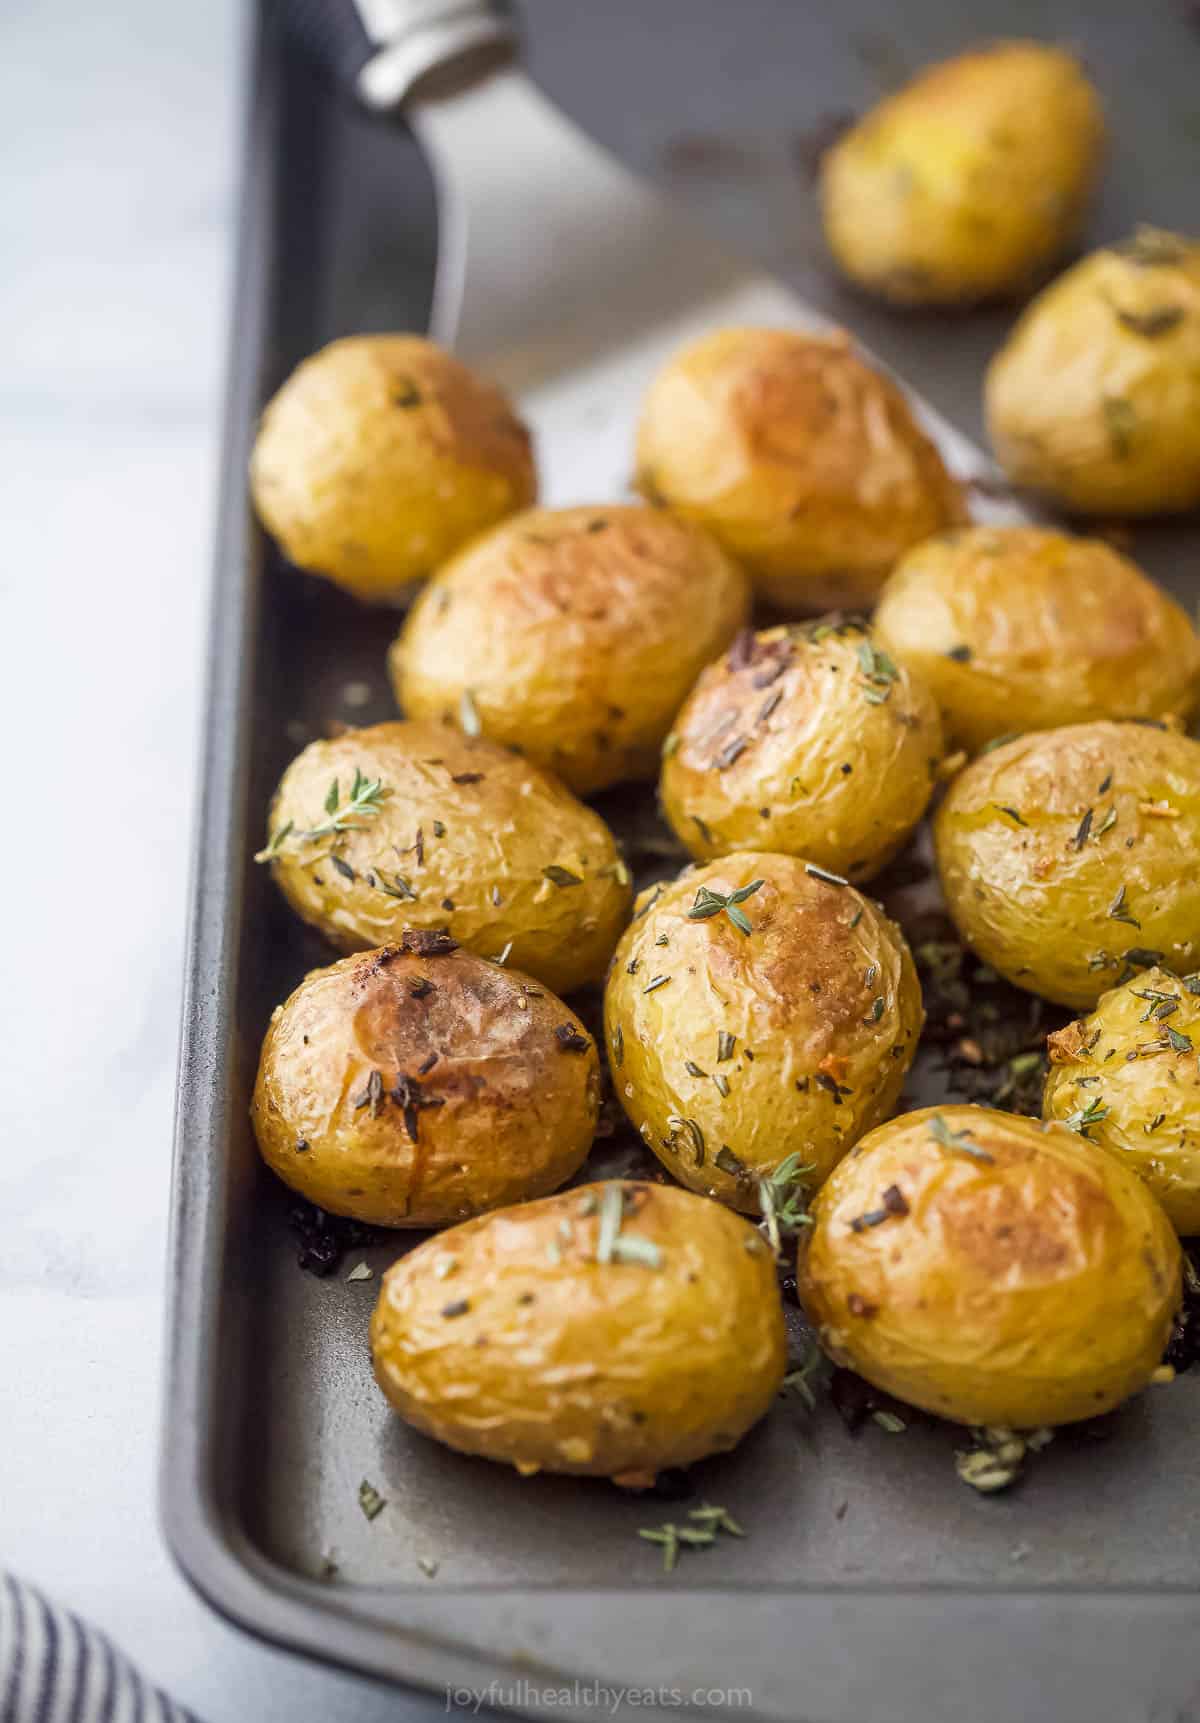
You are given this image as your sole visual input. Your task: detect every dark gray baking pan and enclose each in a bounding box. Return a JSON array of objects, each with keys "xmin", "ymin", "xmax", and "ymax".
[{"xmin": 162, "ymin": 4, "xmax": 1200, "ymax": 1719}]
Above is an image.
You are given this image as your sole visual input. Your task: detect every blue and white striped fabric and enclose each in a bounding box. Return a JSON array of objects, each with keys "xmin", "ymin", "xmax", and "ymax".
[{"xmin": 1, "ymin": 1574, "xmax": 199, "ymax": 1723}]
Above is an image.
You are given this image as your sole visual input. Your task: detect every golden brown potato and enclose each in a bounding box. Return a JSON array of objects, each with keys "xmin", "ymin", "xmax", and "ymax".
[
  {"xmin": 660, "ymin": 618, "xmax": 943, "ymax": 880},
  {"xmin": 875, "ymin": 526, "xmax": 1200, "ymax": 753},
  {"xmin": 370, "ymin": 1180, "xmax": 787, "ymax": 1478},
  {"xmin": 1044, "ymin": 967, "xmax": 1200, "ymax": 1236},
  {"xmin": 256, "ymin": 720, "xmax": 631, "ymax": 996},
  {"xmin": 934, "ymin": 721, "xmax": 1200, "ymax": 1009},
  {"xmin": 986, "ymin": 229, "xmax": 1200, "ymax": 515},
  {"xmin": 820, "ymin": 41, "xmax": 1104, "ymax": 306},
  {"xmin": 798, "ymin": 1105, "xmax": 1179, "ymax": 1428},
  {"xmin": 603, "ymin": 852, "xmax": 923, "ymax": 1211},
  {"xmin": 249, "ymin": 335, "xmax": 536, "ymax": 601},
  {"xmin": 251, "ymin": 945, "xmax": 599, "ymax": 1227},
  {"xmin": 390, "ymin": 504, "xmax": 750, "ymax": 796},
  {"xmin": 634, "ymin": 326, "xmax": 965, "ymax": 613}
]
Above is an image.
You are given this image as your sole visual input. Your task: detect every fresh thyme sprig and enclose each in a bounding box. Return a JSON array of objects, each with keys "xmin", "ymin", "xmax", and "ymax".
[
  {"xmin": 255, "ymin": 767, "xmax": 389, "ymax": 861},
  {"xmin": 686, "ymin": 878, "xmax": 764, "ymax": 936},
  {"xmin": 757, "ymin": 1151, "xmax": 815, "ymax": 1257}
]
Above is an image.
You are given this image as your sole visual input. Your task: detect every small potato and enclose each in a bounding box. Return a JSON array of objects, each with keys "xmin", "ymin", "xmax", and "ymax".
[
  {"xmin": 249, "ymin": 335, "xmax": 536, "ymax": 601},
  {"xmin": 252, "ymin": 945, "xmax": 599, "ymax": 1227},
  {"xmin": 986, "ymin": 228, "xmax": 1200, "ymax": 516},
  {"xmin": 798, "ymin": 1105, "xmax": 1180, "ymax": 1429},
  {"xmin": 370, "ymin": 1180, "xmax": 787, "ymax": 1478},
  {"xmin": 934, "ymin": 721, "xmax": 1200, "ymax": 1009},
  {"xmin": 603, "ymin": 853, "xmax": 923, "ymax": 1210},
  {"xmin": 391, "ymin": 504, "xmax": 749, "ymax": 796},
  {"xmin": 634, "ymin": 327, "xmax": 964, "ymax": 613},
  {"xmin": 1044, "ymin": 967, "xmax": 1200, "ymax": 1236},
  {"xmin": 875, "ymin": 526, "xmax": 1200, "ymax": 753},
  {"xmin": 257, "ymin": 720, "xmax": 631, "ymax": 996},
  {"xmin": 660, "ymin": 619, "xmax": 943, "ymax": 881},
  {"xmin": 820, "ymin": 41, "xmax": 1104, "ymax": 306}
]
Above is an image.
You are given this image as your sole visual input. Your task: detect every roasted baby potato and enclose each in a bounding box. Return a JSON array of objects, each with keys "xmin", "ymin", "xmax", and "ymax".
[
  {"xmin": 603, "ymin": 852, "xmax": 923, "ymax": 1211},
  {"xmin": 370, "ymin": 1180, "xmax": 787, "ymax": 1478},
  {"xmin": 875, "ymin": 526, "xmax": 1200, "ymax": 753},
  {"xmin": 1044, "ymin": 967, "xmax": 1200, "ymax": 1236},
  {"xmin": 249, "ymin": 335, "xmax": 536, "ymax": 601},
  {"xmin": 257, "ymin": 720, "xmax": 631, "ymax": 996},
  {"xmin": 390, "ymin": 504, "xmax": 750, "ymax": 796},
  {"xmin": 986, "ymin": 228, "xmax": 1200, "ymax": 515},
  {"xmin": 252, "ymin": 945, "xmax": 599, "ymax": 1227},
  {"xmin": 798, "ymin": 1105, "xmax": 1180, "ymax": 1428},
  {"xmin": 634, "ymin": 327, "xmax": 965, "ymax": 613},
  {"xmin": 820, "ymin": 41, "xmax": 1104, "ymax": 306},
  {"xmin": 934, "ymin": 721, "xmax": 1200, "ymax": 1009},
  {"xmin": 660, "ymin": 618, "xmax": 943, "ymax": 880}
]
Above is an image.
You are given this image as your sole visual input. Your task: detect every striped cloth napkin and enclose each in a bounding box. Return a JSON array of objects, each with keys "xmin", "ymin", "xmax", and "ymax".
[{"xmin": 1, "ymin": 1573, "xmax": 198, "ymax": 1722}]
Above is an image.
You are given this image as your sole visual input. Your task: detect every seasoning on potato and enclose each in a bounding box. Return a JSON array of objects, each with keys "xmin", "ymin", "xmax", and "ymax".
[
  {"xmin": 252, "ymin": 945, "xmax": 599, "ymax": 1227},
  {"xmin": 256, "ymin": 720, "xmax": 631, "ymax": 995},
  {"xmin": 820, "ymin": 41, "xmax": 1104, "ymax": 306},
  {"xmin": 249, "ymin": 335, "xmax": 536, "ymax": 602},
  {"xmin": 874, "ymin": 525, "xmax": 1200, "ymax": 753},
  {"xmin": 370, "ymin": 1180, "xmax": 787, "ymax": 1479},
  {"xmin": 390, "ymin": 504, "xmax": 750, "ymax": 796},
  {"xmin": 660, "ymin": 617, "xmax": 943, "ymax": 880},
  {"xmin": 798, "ymin": 1105, "xmax": 1180, "ymax": 1428},
  {"xmin": 934, "ymin": 721, "xmax": 1200, "ymax": 1009},
  {"xmin": 1044, "ymin": 966, "xmax": 1200, "ymax": 1236},
  {"xmin": 634, "ymin": 326, "xmax": 964, "ymax": 613},
  {"xmin": 603, "ymin": 852, "xmax": 923, "ymax": 1212},
  {"xmin": 986, "ymin": 228, "xmax": 1200, "ymax": 516}
]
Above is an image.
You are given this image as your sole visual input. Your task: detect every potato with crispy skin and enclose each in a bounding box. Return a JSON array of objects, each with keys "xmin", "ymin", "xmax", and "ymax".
[
  {"xmin": 603, "ymin": 853, "xmax": 923, "ymax": 1212},
  {"xmin": 634, "ymin": 327, "xmax": 964, "ymax": 613},
  {"xmin": 257, "ymin": 720, "xmax": 631, "ymax": 995},
  {"xmin": 820, "ymin": 42, "xmax": 1104, "ymax": 306},
  {"xmin": 798, "ymin": 1105, "xmax": 1180, "ymax": 1427},
  {"xmin": 875, "ymin": 526, "xmax": 1200, "ymax": 753},
  {"xmin": 390, "ymin": 504, "xmax": 749, "ymax": 796},
  {"xmin": 371, "ymin": 1180, "xmax": 787, "ymax": 1478},
  {"xmin": 1044, "ymin": 967, "xmax": 1200, "ymax": 1236},
  {"xmin": 660, "ymin": 618, "xmax": 943, "ymax": 880},
  {"xmin": 249, "ymin": 335, "xmax": 536, "ymax": 601},
  {"xmin": 252, "ymin": 945, "xmax": 599, "ymax": 1227},
  {"xmin": 986, "ymin": 228, "xmax": 1200, "ymax": 516},
  {"xmin": 934, "ymin": 721, "xmax": 1200, "ymax": 1009}
]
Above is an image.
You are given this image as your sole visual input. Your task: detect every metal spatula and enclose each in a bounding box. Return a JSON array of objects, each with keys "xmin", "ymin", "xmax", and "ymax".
[{"xmin": 285, "ymin": 0, "xmax": 1030, "ymax": 516}]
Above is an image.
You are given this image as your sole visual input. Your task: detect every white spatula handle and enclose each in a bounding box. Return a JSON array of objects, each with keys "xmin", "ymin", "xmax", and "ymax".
[{"xmin": 280, "ymin": 0, "xmax": 517, "ymax": 110}]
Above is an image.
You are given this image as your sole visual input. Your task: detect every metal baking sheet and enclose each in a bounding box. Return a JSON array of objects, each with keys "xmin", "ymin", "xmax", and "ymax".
[{"xmin": 163, "ymin": 5, "xmax": 1200, "ymax": 1719}]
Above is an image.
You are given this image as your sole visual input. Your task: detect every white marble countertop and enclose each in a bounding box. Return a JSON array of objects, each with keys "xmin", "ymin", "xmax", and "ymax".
[{"xmin": 2, "ymin": 2, "xmax": 1197, "ymax": 1719}]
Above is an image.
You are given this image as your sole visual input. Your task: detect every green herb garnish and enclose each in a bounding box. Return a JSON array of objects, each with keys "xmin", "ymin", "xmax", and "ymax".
[{"xmin": 686, "ymin": 878, "xmax": 764, "ymax": 936}]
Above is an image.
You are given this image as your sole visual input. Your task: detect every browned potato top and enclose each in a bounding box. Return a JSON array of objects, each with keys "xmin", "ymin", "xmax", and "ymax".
[
  {"xmin": 660, "ymin": 619, "xmax": 943, "ymax": 880},
  {"xmin": 799, "ymin": 1105, "xmax": 1180, "ymax": 1428},
  {"xmin": 876, "ymin": 526, "xmax": 1200, "ymax": 752},
  {"xmin": 252, "ymin": 945, "xmax": 600, "ymax": 1227},
  {"xmin": 258, "ymin": 720, "xmax": 631, "ymax": 995},
  {"xmin": 392, "ymin": 504, "xmax": 749, "ymax": 795},
  {"xmin": 635, "ymin": 327, "xmax": 965, "ymax": 613}
]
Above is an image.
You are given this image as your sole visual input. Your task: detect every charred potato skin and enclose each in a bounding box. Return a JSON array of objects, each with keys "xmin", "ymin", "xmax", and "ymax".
[
  {"xmin": 660, "ymin": 620, "xmax": 944, "ymax": 880},
  {"xmin": 391, "ymin": 504, "xmax": 750, "ymax": 796},
  {"xmin": 875, "ymin": 526, "xmax": 1200, "ymax": 753},
  {"xmin": 634, "ymin": 327, "xmax": 965, "ymax": 613},
  {"xmin": 603, "ymin": 853, "xmax": 923, "ymax": 1211},
  {"xmin": 986, "ymin": 230, "xmax": 1200, "ymax": 516},
  {"xmin": 249, "ymin": 335, "xmax": 536, "ymax": 602},
  {"xmin": 934, "ymin": 722, "xmax": 1200, "ymax": 1009},
  {"xmin": 820, "ymin": 42, "xmax": 1104, "ymax": 306},
  {"xmin": 798, "ymin": 1105, "xmax": 1180, "ymax": 1428},
  {"xmin": 261, "ymin": 721, "xmax": 631, "ymax": 996},
  {"xmin": 252, "ymin": 947, "xmax": 599, "ymax": 1227},
  {"xmin": 1044, "ymin": 967, "xmax": 1200, "ymax": 1236},
  {"xmin": 370, "ymin": 1181, "xmax": 787, "ymax": 1477}
]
